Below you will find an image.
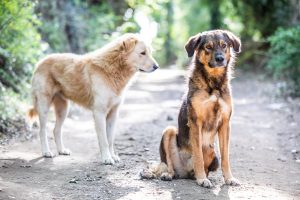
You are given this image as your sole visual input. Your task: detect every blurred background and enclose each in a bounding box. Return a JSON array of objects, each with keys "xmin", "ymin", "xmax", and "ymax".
[{"xmin": 0, "ymin": 0, "xmax": 299, "ymax": 138}]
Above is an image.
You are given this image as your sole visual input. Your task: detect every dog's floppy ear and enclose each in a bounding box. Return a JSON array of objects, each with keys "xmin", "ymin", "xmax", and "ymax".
[
  {"xmin": 120, "ymin": 36, "xmax": 138, "ymax": 53},
  {"xmin": 223, "ymin": 31, "xmax": 241, "ymax": 53},
  {"xmin": 185, "ymin": 33, "xmax": 202, "ymax": 57}
]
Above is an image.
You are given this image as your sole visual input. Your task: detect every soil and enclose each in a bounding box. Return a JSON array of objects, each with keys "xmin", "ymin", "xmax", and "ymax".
[{"xmin": 0, "ymin": 69, "xmax": 299, "ymax": 200}]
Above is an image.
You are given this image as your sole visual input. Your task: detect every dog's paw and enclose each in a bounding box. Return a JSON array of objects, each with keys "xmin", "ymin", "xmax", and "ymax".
[
  {"xmin": 112, "ymin": 154, "xmax": 120, "ymax": 163},
  {"xmin": 160, "ymin": 172, "xmax": 173, "ymax": 181},
  {"xmin": 196, "ymin": 178, "xmax": 213, "ymax": 188},
  {"xmin": 43, "ymin": 151, "xmax": 55, "ymax": 158},
  {"xmin": 58, "ymin": 148, "xmax": 71, "ymax": 156},
  {"xmin": 101, "ymin": 155, "xmax": 115, "ymax": 165},
  {"xmin": 225, "ymin": 177, "xmax": 240, "ymax": 186}
]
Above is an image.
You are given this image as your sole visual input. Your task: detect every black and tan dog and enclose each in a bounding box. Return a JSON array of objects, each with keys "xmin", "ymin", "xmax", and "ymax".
[{"xmin": 141, "ymin": 30, "xmax": 241, "ymax": 188}]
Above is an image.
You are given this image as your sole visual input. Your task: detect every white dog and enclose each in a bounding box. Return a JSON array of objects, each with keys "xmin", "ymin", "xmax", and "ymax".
[{"xmin": 27, "ymin": 34, "xmax": 159, "ymax": 164}]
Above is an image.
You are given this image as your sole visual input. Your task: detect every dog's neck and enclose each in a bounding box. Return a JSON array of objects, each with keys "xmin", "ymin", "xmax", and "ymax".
[
  {"xmin": 189, "ymin": 59, "xmax": 231, "ymax": 94},
  {"xmin": 103, "ymin": 63, "xmax": 136, "ymax": 95},
  {"xmin": 90, "ymin": 52, "xmax": 137, "ymax": 95}
]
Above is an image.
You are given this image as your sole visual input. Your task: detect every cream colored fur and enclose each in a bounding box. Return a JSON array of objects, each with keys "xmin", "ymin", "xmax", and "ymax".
[{"xmin": 28, "ymin": 33, "xmax": 158, "ymax": 164}]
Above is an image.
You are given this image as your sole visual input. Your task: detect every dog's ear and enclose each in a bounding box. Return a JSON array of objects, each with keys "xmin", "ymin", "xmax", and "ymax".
[
  {"xmin": 185, "ymin": 33, "xmax": 202, "ymax": 57},
  {"xmin": 223, "ymin": 31, "xmax": 241, "ymax": 53},
  {"xmin": 121, "ymin": 37, "xmax": 138, "ymax": 53}
]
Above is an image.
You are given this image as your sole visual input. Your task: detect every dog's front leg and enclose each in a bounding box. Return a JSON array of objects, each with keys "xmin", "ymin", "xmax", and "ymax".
[
  {"xmin": 218, "ymin": 120, "xmax": 240, "ymax": 186},
  {"xmin": 93, "ymin": 110, "xmax": 114, "ymax": 165},
  {"xmin": 106, "ymin": 105, "xmax": 120, "ymax": 163},
  {"xmin": 189, "ymin": 119, "xmax": 213, "ymax": 188}
]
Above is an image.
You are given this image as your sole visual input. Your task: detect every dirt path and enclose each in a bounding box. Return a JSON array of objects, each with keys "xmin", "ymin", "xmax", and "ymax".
[{"xmin": 0, "ymin": 69, "xmax": 299, "ymax": 200}]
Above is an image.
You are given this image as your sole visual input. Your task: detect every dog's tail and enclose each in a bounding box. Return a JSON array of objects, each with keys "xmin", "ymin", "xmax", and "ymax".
[
  {"xmin": 139, "ymin": 162, "xmax": 168, "ymax": 180},
  {"xmin": 26, "ymin": 106, "xmax": 38, "ymax": 128}
]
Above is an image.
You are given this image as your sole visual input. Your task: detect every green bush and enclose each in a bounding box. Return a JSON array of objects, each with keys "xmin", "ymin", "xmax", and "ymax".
[
  {"xmin": 0, "ymin": 0, "xmax": 43, "ymax": 92},
  {"xmin": 267, "ymin": 25, "xmax": 300, "ymax": 96}
]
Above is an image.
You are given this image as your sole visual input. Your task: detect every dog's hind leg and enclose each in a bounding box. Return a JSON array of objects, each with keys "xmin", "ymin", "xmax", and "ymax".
[
  {"xmin": 36, "ymin": 94, "xmax": 53, "ymax": 158},
  {"xmin": 53, "ymin": 94, "xmax": 70, "ymax": 156},
  {"xmin": 106, "ymin": 105, "xmax": 120, "ymax": 162},
  {"xmin": 159, "ymin": 126, "xmax": 180, "ymax": 181}
]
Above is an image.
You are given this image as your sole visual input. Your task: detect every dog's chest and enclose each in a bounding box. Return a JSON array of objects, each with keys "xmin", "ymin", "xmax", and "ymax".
[
  {"xmin": 206, "ymin": 94, "xmax": 230, "ymax": 115},
  {"xmin": 92, "ymin": 76, "xmax": 123, "ymax": 109},
  {"xmin": 192, "ymin": 92, "xmax": 230, "ymax": 131}
]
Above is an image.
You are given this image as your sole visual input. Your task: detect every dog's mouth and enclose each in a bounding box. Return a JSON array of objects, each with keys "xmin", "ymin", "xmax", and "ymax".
[
  {"xmin": 139, "ymin": 67, "xmax": 158, "ymax": 73},
  {"xmin": 208, "ymin": 61, "xmax": 227, "ymax": 68}
]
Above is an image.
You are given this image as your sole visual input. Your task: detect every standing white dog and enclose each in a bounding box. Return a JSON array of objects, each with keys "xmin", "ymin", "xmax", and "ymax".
[{"xmin": 27, "ymin": 33, "xmax": 159, "ymax": 164}]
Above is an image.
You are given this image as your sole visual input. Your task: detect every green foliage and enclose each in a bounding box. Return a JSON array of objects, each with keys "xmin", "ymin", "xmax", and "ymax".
[
  {"xmin": 0, "ymin": 0, "xmax": 42, "ymax": 92},
  {"xmin": 0, "ymin": 89, "xmax": 26, "ymax": 120},
  {"xmin": 267, "ymin": 25, "xmax": 300, "ymax": 95},
  {"xmin": 231, "ymin": 0, "xmax": 294, "ymax": 39}
]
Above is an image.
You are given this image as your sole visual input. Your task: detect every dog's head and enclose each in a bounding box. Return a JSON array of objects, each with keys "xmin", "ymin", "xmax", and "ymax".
[
  {"xmin": 185, "ymin": 30, "xmax": 241, "ymax": 68},
  {"xmin": 120, "ymin": 33, "xmax": 159, "ymax": 73}
]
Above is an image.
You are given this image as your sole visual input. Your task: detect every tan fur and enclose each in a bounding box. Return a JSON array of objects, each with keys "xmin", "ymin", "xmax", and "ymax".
[
  {"xmin": 28, "ymin": 33, "xmax": 158, "ymax": 163},
  {"xmin": 141, "ymin": 30, "xmax": 241, "ymax": 188}
]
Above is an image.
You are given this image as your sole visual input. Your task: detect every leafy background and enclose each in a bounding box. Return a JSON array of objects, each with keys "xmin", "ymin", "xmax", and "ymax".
[{"xmin": 0, "ymin": 0, "xmax": 299, "ymax": 125}]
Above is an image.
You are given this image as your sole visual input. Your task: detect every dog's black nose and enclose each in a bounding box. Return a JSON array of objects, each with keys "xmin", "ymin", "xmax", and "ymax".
[
  {"xmin": 215, "ymin": 55, "xmax": 224, "ymax": 62},
  {"xmin": 153, "ymin": 64, "xmax": 159, "ymax": 70}
]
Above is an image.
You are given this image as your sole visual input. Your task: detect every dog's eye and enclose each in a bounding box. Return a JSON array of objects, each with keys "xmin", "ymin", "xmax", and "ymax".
[
  {"xmin": 206, "ymin": 45, "xmax": 212, "ymax": 50},
  {"xmin": 141, "ymin": 51, "xmax": 146, "ymax": 55},
  {"xmin": 222, "ymin": 44, "xmax": 227, "ymax": 49}
]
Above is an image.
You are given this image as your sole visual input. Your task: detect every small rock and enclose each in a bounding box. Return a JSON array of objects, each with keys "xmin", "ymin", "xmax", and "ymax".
[
  {"xmin": 144, "ymin": 148, "xmax": 150, "ymax": 152},
  {"xmin": 167, "ymin": 115, "xmax": 173, "ymax": 121},
  {"xmin": 291, "ymin": 149, "xmax": 298, "ymax": 154},
  {"xmin": 250, "ymin": 146, "xmax": 255, "ymax": 150},
  {"xmin": 20, "ymin": 165, "xmax": 32, "ymax": 168},
  {"xmin": 277, "ymin": 157, "xmax": 287, "ymax": 162},
  {"xmin": 86, "ymin": 177, "xmax": 95, "ymax": 182},
  {"xmin": 296, "ymin": 159, "xmax": 300, "ymax": 163},
  {"xmin": 69, "ymin": 178, "xmax": 79, "ymax": 183},
  {"xmin": 128, "ymin": 137, "xmax": 135, "ymax": 141}
]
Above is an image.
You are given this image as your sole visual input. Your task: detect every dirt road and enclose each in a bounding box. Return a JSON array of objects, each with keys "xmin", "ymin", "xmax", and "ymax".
[{"xmin": 0, "ymin": 69, "xmax": 299, "ymax": 200}]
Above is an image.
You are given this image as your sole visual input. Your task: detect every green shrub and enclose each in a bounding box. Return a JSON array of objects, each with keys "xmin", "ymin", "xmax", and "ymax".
[
  {"xmin": 267, "ymin": 25, "xmax": 300, "ymax": 96},
  {"xmin": 0, "ymin": 0, "xmax": 43, "ymax": 92}
]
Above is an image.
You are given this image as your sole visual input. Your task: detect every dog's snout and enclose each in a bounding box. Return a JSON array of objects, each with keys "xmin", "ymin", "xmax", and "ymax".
[
  {"xmin": 153, "ymin": 64, "xmax": 159, "ymax": 70},
  {"xmin": 215, "ymin": 54, "xmax": 224, "ymax": 62}
]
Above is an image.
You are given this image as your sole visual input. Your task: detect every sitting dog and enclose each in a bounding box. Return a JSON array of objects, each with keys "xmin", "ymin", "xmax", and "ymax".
[
  {"xmin": 27, "ymin": 33, "xmax": 159, "ymax": 164},
  {"xmin": 141, "ymin": 30, "xmax": 241, "ymax": 188}
]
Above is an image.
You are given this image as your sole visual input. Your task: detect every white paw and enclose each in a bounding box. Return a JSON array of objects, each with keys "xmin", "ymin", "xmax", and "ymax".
[
  {"xmin": 112, "ymin": 154, "xmax": 120, "ymax": 163},
  {"xmin": 225, "ymin": 177, "xmax": 240, "ymax": 186},
  {"xmin": 58, "ymin": 148, "xmax": 71, "ymax": 156},
  {"xmin": 101, "ymin": 155, "xmax": 115, "ymax": 165},
  {"xmin": 43, "ymin": 151, "xmax": 55, "ymax": 158},
  {"xmin": 196, "ymin": 178, "xmax": 213, "ymax": 188}
]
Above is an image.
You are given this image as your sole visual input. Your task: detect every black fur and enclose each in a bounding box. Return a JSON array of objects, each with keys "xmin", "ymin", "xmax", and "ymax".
[
  {"xmin": 177, "ymin": 97, "xmax": 190, "ymax": 148},
  {"xmin": 208, "ymin": 156, "xmax": 219, "ymax": 172}
]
